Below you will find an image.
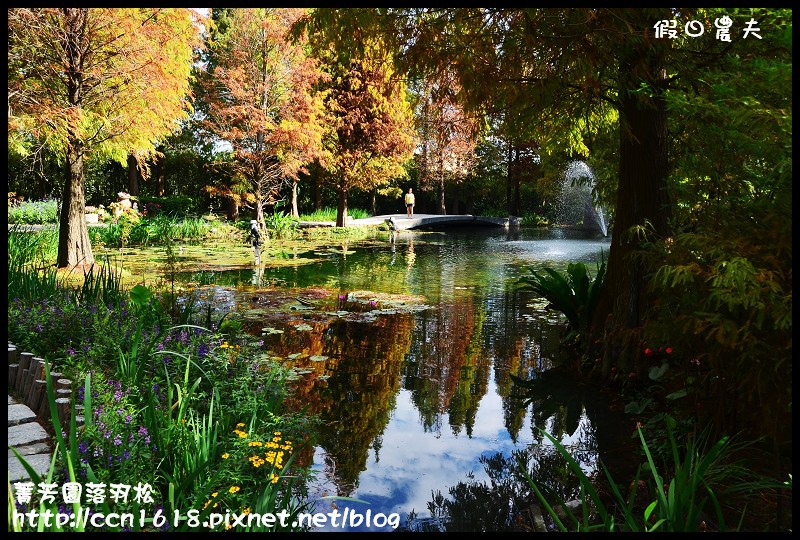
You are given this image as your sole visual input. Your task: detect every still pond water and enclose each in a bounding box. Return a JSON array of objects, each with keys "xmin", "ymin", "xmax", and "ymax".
[{"xmin": 178, "ymin": 226, "xmax": 619, "ymax": 531}]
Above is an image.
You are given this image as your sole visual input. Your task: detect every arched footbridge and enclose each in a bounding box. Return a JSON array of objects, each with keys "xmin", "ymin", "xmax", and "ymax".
[{"xmin": 299, "ymin": 214, "xmax": 518, "ymax": 230}]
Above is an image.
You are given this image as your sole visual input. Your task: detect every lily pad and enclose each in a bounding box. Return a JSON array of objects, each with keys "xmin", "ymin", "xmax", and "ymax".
[
  {"xmin": 309, "ymin": 355, "xmax": 329, "ymax": 362},
  {"xmin": 293, "ymin": 323, "xmax": 313, "ymax": 331},
  {"xmin": 288, "ymin": 353, "xmax": 305, "ymax": 359},
  {"xmin": 261, "ymin": 327, "xmax": 285, "ymax": 335}
]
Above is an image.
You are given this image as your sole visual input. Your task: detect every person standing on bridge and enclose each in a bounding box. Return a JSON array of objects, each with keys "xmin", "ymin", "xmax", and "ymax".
[{"xmin": 404, "ymin": 188, "xmax": 415, "ymax": 218}]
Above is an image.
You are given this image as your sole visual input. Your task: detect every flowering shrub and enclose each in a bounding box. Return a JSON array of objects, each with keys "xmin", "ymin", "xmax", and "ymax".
[
  {"xmin": 74, "ymin": 373, "xmax": 158, "ymax": 487},
  {"xmin": 8, "ymin": 259, "xmax": 317, "ymax": 531},
  {"xmin": 7, "ymin": 198, "xmax": 59, "ymax": 224}
]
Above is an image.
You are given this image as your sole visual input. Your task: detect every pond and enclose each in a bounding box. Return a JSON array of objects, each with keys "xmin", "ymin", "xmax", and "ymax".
[{"xmin": 162, "ymin": 226, "xmax": 632, "ymax": 531}]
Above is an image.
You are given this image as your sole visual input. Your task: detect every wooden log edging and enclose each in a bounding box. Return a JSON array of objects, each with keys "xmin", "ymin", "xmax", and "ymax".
[{"xmin": 7, "ymin": 343, "xmax": 83, "ymax": 428}]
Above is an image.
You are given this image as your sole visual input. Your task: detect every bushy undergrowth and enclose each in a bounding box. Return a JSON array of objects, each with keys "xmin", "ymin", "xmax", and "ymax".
[
  {"xmin": 8, "ymin": 198, "xmax": 59, "ymax": 224},
  {"xmin": 8, "ymin": 245, "xmax": 319, "ymax": 532}
]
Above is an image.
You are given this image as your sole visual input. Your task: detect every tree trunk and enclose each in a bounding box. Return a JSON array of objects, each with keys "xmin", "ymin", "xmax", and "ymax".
[
  {"xmin": 57, "ymin": 139, "xmax": 94, "ymax": 269},
  {"xmin": 56, "ymin": 8, "xmax": 93, "ymax": 270},
  {"xmin": 255, "ymin": 195, "xmax": 265, "ymax": 227},
  {"xmin": 313, "ymin": 167, "xmax": 322, "ymax": 211},
  {"xmin": 370, "ymin": 188, "xmax": 377, "ymax": 216},
  {"xmin": 506, "ymin": 141, "xmax": 513, "ymax": 215},
  {"xmin": 592, "ymin": 46, "xmax": 672, "ymax": 377},
  {"xmin": 227, "ymin": 197, "xmax": 239, "ymax": 221},
  {"xmin": 127, "ymin": 154, "xmax": 139, "ymax": 196},
  {"xmin": 291, "ymin": 180, "xmax": 300, "ymax": 218},
  {"xmin": 512, "ymin": 146, "xmax": 521, "ymax": 217},
  {"xmin": 154, "ymin": 151, "xmax": 165, "ymax": 197},
  {"xmin": 336, "ymin": 186, "xmax": 348, "ymax": 227},
  {"xmin": 437, "ymin": 156, "xmax": 446, "ymax": 215},
  {"xmin": 450, "ymin": 183, "xmax": 460, "ymax": 215}
]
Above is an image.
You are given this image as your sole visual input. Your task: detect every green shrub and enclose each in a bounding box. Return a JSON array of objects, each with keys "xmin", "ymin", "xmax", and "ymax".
[{"xmin": 137, "ymin": 195, "xmax": 203, "ymax": 217}]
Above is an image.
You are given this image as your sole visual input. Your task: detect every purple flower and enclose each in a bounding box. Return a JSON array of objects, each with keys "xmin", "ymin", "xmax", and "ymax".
[
  {"xmin": 113, "ymin": 434, "xmax": 122, "ymax": 446},
  {"xmin": 338, "ymin": 294, "xmax": 346, "ymax": 301},
  {"xmin": 156, "ymin": 342, "xmax": 165, "ymax": 351},
  {"xmin": 35, "ymin": 323, "xmax": 44, "ymax": 333},
  {"xmin": 78, "ymin": 442, "xmax": 88, "ymax": 454},
  {"xmin": 66, "ymin": 347, "xmax": 76, "ymax": 356},
  {"xmin": 125, "ymin": 414, "xmax": 132, "ymax": 424},
  {"xmin": 198, "ymin": 343, "xmax": 208, "ymax": 358}
]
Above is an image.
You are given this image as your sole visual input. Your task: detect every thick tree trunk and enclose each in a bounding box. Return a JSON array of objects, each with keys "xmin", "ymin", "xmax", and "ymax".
[
  {"xmin": 57, "ymin": 8, "xmax": 93, "ymax": 270},
  {"xmin": 57, "ymin": 140, "xmax": 94, "ymax": 269},
  {"xmin": 592, "ymin": 50, "xmax": 672, "ymax": 377},
  {"xmin": 226, "ymin": 197, "xmax": 239, "ymax": 221},
  {"xmin": 370, "ymin": 188, "xmax": 377, "ymax": 216},
  {"xmin": 336, "ymin": 186, "xmax": 348, "ymax": 227},
  {"xmin": 127, "ymin": 154, "xmax": 139, "ymax": 196}
]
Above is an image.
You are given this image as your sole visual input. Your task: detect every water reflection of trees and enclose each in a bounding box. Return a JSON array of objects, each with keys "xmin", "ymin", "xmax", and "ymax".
[
  {"xmin": 274, "ymin": 313, "xmax": 415, "ymax": 496},
  {"xmin": 403, "ymin": 295, "xmax": 491, "ymax": 436}
]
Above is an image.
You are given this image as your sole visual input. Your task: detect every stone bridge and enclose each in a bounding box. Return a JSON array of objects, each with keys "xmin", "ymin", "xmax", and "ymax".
[{"xmin": 299, "ymin": 214, "xmax": 518, "ymax": 230}]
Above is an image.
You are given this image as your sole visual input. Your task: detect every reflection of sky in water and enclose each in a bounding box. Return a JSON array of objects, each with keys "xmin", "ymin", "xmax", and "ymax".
[{"xmin": 307, "ymin": 368, "xmax": 593, "ymax": 532}]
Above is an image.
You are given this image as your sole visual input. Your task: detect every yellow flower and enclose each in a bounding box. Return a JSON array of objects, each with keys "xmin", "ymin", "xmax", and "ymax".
[
  {"xmin": 212, "ymin": 492, "xmax": 218, "ymax": 497},
  {"xmin": 270, "ymin": 474, "xmax": 280, "ymax": 484},
  {"xmin": 248, "ymin": 441, "xmax": 263, "ymax": 447},
  {"xmin": 236, "ymin": 423, "xmax": 245, "ymax": 427},
  {"xmin": 243, "ymin": 508, "xmax": 251, "ymax": 515},
  {"xmin": 229, "ymin": 486, "xmax": 240, "ymax": 494},
  {"xmin": 222, "ymin": 453, "xmax": 230, "ymax": 459}
]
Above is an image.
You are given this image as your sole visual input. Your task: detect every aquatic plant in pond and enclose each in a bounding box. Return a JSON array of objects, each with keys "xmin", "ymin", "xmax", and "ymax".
[{"xmin": 517, "ymin": 252, "xmax": 606, "ymax": 346}]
